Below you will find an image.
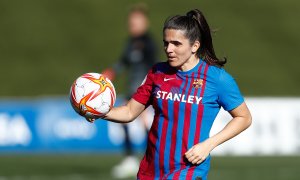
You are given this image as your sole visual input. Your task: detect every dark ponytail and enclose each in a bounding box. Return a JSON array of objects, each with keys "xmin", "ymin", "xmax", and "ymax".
[{"xmin": 163, "ymin": 9, "xmax": 226, "ymax": 67}]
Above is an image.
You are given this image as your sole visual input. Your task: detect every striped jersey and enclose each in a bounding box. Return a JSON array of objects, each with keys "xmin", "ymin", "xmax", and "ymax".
[{"xmin": 132, "ymin": 59, "xmax": 244, "ymax": 180}]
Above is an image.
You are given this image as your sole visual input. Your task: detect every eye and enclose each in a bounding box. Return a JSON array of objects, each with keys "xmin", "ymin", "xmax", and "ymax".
[
  {"xmin": 163, "ymin": 41, "xmax": 168, "ymax": 47},
  {"xmin": 173, "ymin": 41, "xmax": 181, "ymax": 46}
]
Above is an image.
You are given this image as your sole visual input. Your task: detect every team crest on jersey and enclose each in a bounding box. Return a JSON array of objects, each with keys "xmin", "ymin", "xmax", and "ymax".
[{"xmin": 193, "ymin": 79, "xmax": 203, "ymax": 88}]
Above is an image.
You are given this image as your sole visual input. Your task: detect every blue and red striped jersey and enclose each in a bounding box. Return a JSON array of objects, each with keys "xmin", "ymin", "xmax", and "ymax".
[{"xmin": 133, "ymin": 59, "xmax": 244, "ymax": 180}]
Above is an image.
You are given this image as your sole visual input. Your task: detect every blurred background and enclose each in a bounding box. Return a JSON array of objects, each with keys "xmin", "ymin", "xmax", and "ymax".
[{"xmin": 0, "ymin": 0, "xmax": 300, "ymax": 179}]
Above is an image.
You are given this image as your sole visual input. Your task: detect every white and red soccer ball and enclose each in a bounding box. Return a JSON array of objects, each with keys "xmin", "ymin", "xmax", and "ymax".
[{"xmin": 70, "ymin": 73, "xmax": 116, "ymax": 118}]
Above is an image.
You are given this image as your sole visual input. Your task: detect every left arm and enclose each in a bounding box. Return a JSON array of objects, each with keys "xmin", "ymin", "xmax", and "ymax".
[{"xmin": 185, "ymin": 102, "xmax": 252, "ymax": 164}]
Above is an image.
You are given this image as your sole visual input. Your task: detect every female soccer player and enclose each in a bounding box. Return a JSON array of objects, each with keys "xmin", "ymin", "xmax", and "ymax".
[{"xmin": 88, "ymin": 9, "xmax": 252, "ymax": 180}]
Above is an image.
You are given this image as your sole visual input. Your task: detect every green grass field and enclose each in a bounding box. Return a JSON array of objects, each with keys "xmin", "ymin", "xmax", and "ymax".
[{"xmin": 0, "ymin": 154, "xmax": 299, "ymax": 180}]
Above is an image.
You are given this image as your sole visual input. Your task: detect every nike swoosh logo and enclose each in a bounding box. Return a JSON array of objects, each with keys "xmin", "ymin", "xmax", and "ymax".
[{"xmin": 164, "ymin": 77, "xmax": 175, "ymax": 81}]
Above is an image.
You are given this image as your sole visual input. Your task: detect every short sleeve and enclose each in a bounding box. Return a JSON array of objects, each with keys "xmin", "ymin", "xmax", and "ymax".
[
  {"xmin": 132, "ymin": 68, "xmax": 155, "ymax": 105},
  {"xmin": 217, "ymin": 69, "xmax": 244, "ymax": 111}
]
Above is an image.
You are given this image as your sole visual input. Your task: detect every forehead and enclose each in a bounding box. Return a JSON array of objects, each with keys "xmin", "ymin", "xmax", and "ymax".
[{"xmin": 163, "ymin": 29, "xmax": 188, "ymax": 41}]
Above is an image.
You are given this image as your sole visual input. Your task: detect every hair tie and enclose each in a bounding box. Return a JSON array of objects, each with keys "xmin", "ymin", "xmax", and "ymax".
[
  {"xmin": 186, "ymin": 13, "xmax": 198, "ymax": 23},
  {"xmin": 186, "ymin": 12, "xmax": 193, "ymax": 18}
]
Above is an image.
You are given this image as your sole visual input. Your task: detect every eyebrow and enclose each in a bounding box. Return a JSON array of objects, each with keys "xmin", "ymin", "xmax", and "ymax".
[{"xmin": 163, "ymin": 40, "xmax": 182, "ymax": 45}]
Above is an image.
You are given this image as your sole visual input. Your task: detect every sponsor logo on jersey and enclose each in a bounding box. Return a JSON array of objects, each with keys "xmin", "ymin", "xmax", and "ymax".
[{"xmin": 156, "ymin": 90, "xmax": 202, "ymax": 104}]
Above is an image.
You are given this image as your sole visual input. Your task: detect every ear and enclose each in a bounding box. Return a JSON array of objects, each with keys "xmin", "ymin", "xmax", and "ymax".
[{"xmin": 192, "ymin": 40, "xmax": 200, "ymax": 54}]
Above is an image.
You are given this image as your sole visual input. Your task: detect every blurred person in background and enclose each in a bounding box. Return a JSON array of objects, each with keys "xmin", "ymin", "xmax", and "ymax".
[
  {"xmin": 93, "ymin": 8, "xmax": 251, "ymax": 180},
  {"xmin": 102, "ymin": 3, "xmax": 158, "ymax": 179}
]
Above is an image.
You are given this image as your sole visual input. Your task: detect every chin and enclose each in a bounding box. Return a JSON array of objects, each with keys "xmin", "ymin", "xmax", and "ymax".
[{"xmin": 168, "ymin": 61, "xmax": 180, "ymax": 68}]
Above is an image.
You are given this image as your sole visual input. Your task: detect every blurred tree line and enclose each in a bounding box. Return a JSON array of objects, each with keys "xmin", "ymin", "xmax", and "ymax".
[{"xmin": 0, "ymin": 0, "xmax": 299, "ymax": 96}]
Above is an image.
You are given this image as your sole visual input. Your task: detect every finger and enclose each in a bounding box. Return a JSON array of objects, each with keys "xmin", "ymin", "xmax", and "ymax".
[
  {"xmin": 187, "ymin": 157, "xmax": 194, "ymax": 163},
  {"xmin": 185, "ymin": 149, "xmax": 192, "ymax": 155},
  {"xmin": 192, "ymin": 158, "xmax": 199, "ymax": 164},
  {"xmin": 185, "ymin": 147, "xmax": 196, "ymax": 156},
  {"xmin": 190, "ymin": 154, "xmax": 200, "ymax": 164},
  {"xmin": 86, "ymin": 117, "xmax": 95, "ymax": 123},
  {"xmin": 196, "ymin": 157, "xmax": 206, "ymax": 164},
  {"xmin": 185, "ymin": 147, "xmax": 194, "ymax": 155},
  {"xmin": 187, "ymin": 154, "xmax": 198, "ymax": 163},
  {"xmin": 185, "ymin": 152, "xmax": 193, "ymax": 158}
]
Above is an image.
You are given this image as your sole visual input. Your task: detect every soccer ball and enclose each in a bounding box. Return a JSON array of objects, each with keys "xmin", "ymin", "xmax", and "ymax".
[{"xmin": 70, "ymin": 73, "xmax": 116, "ymax": 118}]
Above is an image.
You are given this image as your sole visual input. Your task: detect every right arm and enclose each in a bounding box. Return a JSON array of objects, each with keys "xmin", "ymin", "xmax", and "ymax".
[
  {"xmin": 96, "ymin": 63, "xmax": 155, "ymax": 124},
  {"xmin": 87, "ymin": 98, "xmax": 146, "ymax": 123}
]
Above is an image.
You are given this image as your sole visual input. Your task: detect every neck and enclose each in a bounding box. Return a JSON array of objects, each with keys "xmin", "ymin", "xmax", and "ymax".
[{"xmin": 178, "ymin": 56, "xmax": 199, "ymax": 72}]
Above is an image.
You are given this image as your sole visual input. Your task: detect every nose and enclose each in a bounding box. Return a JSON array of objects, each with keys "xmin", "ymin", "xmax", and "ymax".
[{"xmin": 165, "ymin": 43, "xmax": 174, "ymax": 54}]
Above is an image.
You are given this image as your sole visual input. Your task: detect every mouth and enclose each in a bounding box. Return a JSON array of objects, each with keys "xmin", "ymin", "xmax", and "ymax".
[{"xmin": 168, "ymin": 56, "xmax": 176, "ymax": 61}]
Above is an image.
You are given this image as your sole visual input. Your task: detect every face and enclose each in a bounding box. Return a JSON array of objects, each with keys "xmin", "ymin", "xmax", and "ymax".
[
  {"xmin": 163, "ymin": 29, "xmax": 200, "ymax": 71},
  {"xmin": 128, "ymin": 11, "xmax": 148, "ymax": 37}
]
